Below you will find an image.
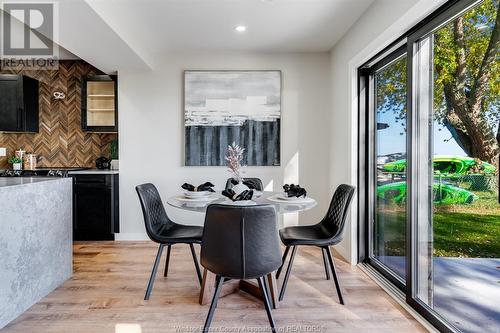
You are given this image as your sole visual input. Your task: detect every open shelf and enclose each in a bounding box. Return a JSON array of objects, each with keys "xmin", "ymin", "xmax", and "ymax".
[{"xmin": 82, "ymin": 76, "xmax": 117, "ymax": 131}]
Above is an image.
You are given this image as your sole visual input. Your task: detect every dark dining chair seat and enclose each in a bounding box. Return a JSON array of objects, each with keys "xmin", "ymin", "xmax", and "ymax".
[
  {"xmin": 154, "ymin": 224, "xmax": 203, "ymax": 244},
  {"xmin": 279, "ymin": 224, "xmax": 343, "ymax": 247},
  {"xmin": 201, "ymin": 204, "xmax": 282, "ymax": 333},
  {"xmin": 277, "ymin": 184, "xmax": 355, "ymax": 305},
  {"xmin": 136, "ymin": 183, "xmax": 203, "ymax": 300}
]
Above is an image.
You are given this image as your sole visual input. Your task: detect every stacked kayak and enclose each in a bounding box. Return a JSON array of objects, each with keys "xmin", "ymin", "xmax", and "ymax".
[{"xmin": 377, "ymin": 182, "xmax": 478, "ymax": 205}]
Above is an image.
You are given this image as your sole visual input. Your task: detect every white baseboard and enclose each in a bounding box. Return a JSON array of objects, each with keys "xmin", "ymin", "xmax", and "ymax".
[
  {"xmin": 114, "ymin": 232, "xmax": 149, "ymax": 241},
  {"xmin": 335, "ymin": 244, "xmax": 350, "ymax": 263}
]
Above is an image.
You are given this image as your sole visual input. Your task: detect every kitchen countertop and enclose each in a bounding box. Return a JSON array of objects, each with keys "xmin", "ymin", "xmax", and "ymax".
[
  {"xmin": 68, "ymin": 169, "xmax": 119, "ymax": 175},
  {"xmin": 0, "ymin": 177, "xmax": 63, "ymax": 188}
]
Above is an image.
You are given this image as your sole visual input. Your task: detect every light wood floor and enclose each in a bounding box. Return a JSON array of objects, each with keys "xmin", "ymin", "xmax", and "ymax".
[{"xmin": 2, "ymin": 242, "xmax": 426, "ymax": 333}]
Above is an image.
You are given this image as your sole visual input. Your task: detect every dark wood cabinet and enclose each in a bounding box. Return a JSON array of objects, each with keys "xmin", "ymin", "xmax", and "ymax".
[
  {"xmin": 72, "ymin": 173, "xmax": 119, "ymax": 240},
  {"xmin": 0, "ymin": 75, "xmax": 39, "ymax": 132},
  {"xmin": 81, "ymin": 75, "xmax": 118, "ymax": 132}
]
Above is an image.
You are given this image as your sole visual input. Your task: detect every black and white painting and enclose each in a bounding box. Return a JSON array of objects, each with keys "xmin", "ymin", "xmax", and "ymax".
[{"xmin": 184, "ymin": 70, "xmax": 281, "ymax": 166}]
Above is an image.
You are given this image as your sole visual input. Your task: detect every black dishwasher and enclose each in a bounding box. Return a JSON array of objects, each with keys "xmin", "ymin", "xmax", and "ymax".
[{"xmin": 72, "ymin": 174, "xmax": 119, "ymax": 240}]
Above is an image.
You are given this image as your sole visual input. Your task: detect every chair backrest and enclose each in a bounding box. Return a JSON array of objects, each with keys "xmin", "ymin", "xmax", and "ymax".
[
  {"xmin": 201, "ymin": 204, "xmax": 282, "ymax": 279},
  {"xmin": 136, "ymin": 183, "xmax": 172, "ymax": 243},
  {"xmin": 225, "ymin": 178, "xmax": 264, "ymax": 191},
  {"xmin": 321, "ymin": 184, "xmax": 356, "ymax": 240}
]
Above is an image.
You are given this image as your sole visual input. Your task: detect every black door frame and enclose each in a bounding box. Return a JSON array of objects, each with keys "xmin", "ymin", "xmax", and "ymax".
[
  {"xmin": 406, "ymin": 1, "xmax": 481, "ymax": 332},
  {"xmin": 358, "ymin": 44, "xmax": 408, "ymax": 292},
  {"xmin": 358, "ymin": 1, "xmax": 485, "ymax": 332}
]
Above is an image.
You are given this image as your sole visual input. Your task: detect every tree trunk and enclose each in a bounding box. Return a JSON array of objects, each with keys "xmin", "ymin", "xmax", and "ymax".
[
  {"xmin": 496, "ymin": 121, "xmax": 500, "ymax": 168},
  {"xmin": 438, "ymin": 7, "xmax": 500, "ymax": 165},
  {"xmin": 442, "ymin": 83, "xmax": 499, "ymax": 163},
  {"xmin": 497, "ymin": 121, "xmax": 500, "ymax": 146}
]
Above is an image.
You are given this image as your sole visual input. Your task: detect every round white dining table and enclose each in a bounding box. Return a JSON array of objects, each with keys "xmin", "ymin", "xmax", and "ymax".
[
  {"xmin": 166, "ymin": 191, "xmax": 318, "ymax": 309},
  {"xmin": 167, "ymin": 191, "xmax": 317, "ymax": 214}
]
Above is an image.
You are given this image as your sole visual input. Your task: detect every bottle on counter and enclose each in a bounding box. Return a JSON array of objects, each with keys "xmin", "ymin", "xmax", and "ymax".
[{"xmin": 24, "ymin": 153, "xmax": 39, "ymax": 170}]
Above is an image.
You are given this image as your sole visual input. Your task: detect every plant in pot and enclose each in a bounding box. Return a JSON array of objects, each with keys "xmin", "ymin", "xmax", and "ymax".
[
  {"xmin": 110, "ymin": 139, "xmax": 119, "ymax": 170},
  {"xmin": 225, "ymin": 142, "xmax": 248, "ymax": 195},
  {"xmin": 8, "ymin": 156, "xmax": 23, "ymax": 170}
]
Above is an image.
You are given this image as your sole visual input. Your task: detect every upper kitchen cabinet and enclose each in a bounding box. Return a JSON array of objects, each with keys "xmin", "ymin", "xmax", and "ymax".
[
  {"xmin": 0, "ymin": 75, "xmax": 39, "ymax": 133},
  {"xmin": 81, "ymin": 75, "xmax": 118, "ymax": 132}
]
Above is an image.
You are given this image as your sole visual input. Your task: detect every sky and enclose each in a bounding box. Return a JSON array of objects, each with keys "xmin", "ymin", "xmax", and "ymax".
[{"xmin": 376, "ymin": 109, "xmax": 467, "ymax": 157}]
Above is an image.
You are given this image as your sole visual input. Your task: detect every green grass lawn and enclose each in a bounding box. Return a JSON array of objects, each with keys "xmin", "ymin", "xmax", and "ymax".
[
  {"xmin": 433, "ymin": 212, "xmax": 499, "ymax": 257},
  {"xmin": 375, "ymin": 190, "xmax": 500, "ymax": 258}
]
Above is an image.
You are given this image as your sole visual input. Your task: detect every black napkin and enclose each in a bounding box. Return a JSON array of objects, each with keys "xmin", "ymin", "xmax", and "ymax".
[
  {"xmin": 230, "ymin": 178, "xmax": 261, "ymax": 190},
  {"xmin": 182, "ymin": 182, "xmax": 215, "ymax": 192},
  {"xmin": 222, "ymin": 188, "xmax": 254, "ymax": 201},
  {"xmin": 283, "ymin": 184, "xmax": 307, "ymax": 198}
]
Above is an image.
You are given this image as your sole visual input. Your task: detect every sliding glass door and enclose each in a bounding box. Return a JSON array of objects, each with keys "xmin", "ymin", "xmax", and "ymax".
[
  {"xmin": 361, "ymin": 0, "xmax": 499, "ymax": 332},
  {"xmin": 409, "ymin": 1, "xmax": 500, "ymax": 332}
]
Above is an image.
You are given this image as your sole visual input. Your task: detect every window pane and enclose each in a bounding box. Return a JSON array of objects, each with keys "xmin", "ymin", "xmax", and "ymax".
[
  {"xmin": 415, "ymin": 0, "xmax": 500, "ymax": 331},
  {"xmin": 373, "ymin": 55, "xmax": 407, "ymax": 280}
]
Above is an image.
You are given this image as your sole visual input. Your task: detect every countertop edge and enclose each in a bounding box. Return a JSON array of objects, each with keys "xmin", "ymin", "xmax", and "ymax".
[
  {"xmin": 0, "ymin": 177, "xmax": 71, "ymax": 189},
  {"xmin": 68, "ymin": 169, "xmax": 119, "ymax": 175}
]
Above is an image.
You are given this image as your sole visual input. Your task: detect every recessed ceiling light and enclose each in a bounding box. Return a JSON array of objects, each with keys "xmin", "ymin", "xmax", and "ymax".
[{"xmin": 234, "ymin": 25, "xmax": 247, "ymax": 32}]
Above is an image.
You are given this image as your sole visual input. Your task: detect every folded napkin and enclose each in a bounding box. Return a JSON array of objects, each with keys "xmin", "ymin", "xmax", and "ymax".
[
  {"xmin": 222, "ymin": 188, "xmax": 254, "ymax": 201},
  {"xmin": 182, "ymin": 182, "xmax": 215, "ymax": 192},
  {"xmin": 283, "ymin": 184, "xmax": 307, "ymax": 198},
  {"xmin": 230, "ymin": 178, "xmax": 261, "ymax": 190}
]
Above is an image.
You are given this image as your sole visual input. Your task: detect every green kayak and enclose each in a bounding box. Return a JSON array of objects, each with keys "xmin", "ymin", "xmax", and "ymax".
[
  {"xmin": 377, "ymin": 181, "xmax": 478, "ymax": 205},
  {"xmin": 383, "ymin": 155, "xmax": 496, "ymax": 175}
]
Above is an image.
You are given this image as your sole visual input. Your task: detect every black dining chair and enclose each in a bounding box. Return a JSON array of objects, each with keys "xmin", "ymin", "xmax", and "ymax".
[
  {"xmin": 201, "ymin": 204, "xmax": 282, "ymax": 332},
  {"xmin": 276, "ymin": 184, "xmax": 355, "ymax": 304},
  {"xmin": 225, "ymin": 178, "xmax": 264, "ymax": 191},
  {"xmin": 136, "ymin": 183, "xmax": 203, "ymax": 300}
]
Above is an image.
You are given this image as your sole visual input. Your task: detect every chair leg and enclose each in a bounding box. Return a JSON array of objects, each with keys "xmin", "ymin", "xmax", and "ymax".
[
  {"xmin": 190, "ymin": 244, "xmax": 202, "ymax": 285},
  {"xmin": 322, "ymin": 247, "xmax": 331, "ymax": 280},
  {"xmin": 262, "ymin": 275, "xmax": 273, "ymax": 308},
  {"xmin": 144, "ymin": 244, "xmax": 164, "ymax": 300},
  {"xmin": 257, "ymin": 277, "xmax": 276, "ymax": 332},
  {"xmin": 325, "ymin": 246, "xmax": 344, "ymax": 305},
  {"xmin": 276, "ymin": 246, "xmax": 290, "ymax": 279},
  {"xmin": 278, "ymin": 246, "xmax": 297, "ymax": 301},
  {"xmin": 163, "ymin": 245, "xmax": 172, "ymax": 277},
  {"xmin": 203, "ymin": 275, "xmax": 225, "ymax": 332}
]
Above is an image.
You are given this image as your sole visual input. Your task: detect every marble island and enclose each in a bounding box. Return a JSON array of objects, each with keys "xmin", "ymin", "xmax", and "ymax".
[{"xmin": 0, "ymin": 177, "xmax": 73, "ymax": 329}]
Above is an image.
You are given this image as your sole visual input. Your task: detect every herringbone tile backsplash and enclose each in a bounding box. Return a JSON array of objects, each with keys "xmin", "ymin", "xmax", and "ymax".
[{"xmin": 0, "ymin": 60, "xmax": 118, "ymax": 169}]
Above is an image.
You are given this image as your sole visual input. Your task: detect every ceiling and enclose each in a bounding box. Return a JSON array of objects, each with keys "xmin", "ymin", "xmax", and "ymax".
[
  {"xmin": 85, "ymin": 0, "xmax": 374, "ymax": 66},
  {"xmin": 3, "ymin": 0, "xmax": 374, "ymax": 71}
]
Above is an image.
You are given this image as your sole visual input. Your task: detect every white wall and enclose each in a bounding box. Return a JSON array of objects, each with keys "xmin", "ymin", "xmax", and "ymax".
[
  {"xmin": 328, "ymin": 0, "xmax": 446, "ymax": 263},
  {"xmin": 117, "ymin": 0, "xmax": 447, "ymax": 262},
  {"xmin": 117, "ymin": 52, "xmax": 331, "ymax": 240}
]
